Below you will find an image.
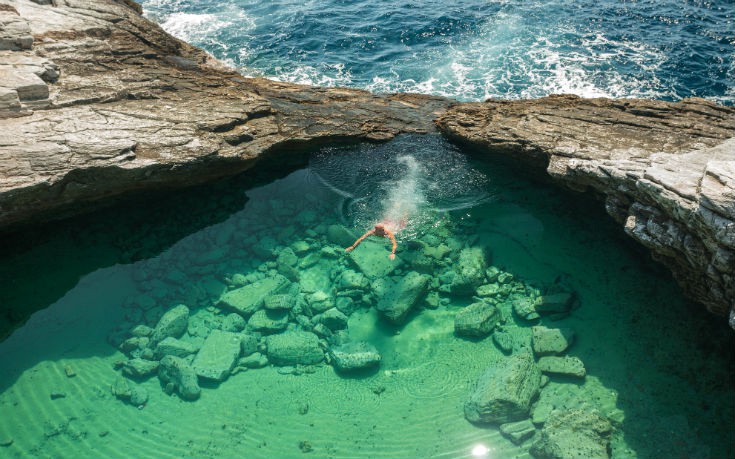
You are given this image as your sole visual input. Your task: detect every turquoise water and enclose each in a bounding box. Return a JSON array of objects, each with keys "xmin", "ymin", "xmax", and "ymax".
[
  {"xmin": 141, "ymin": 0, "xmax": 734, "ymax": 103},
  {"xmin": 0, "ymin": 136, "xmax": 733, "ymax": 458}
]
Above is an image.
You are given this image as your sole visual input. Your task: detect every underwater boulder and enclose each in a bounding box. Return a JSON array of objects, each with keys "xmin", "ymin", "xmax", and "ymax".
[
  {"xmin": 530, "ymin": 409, "xmax": 612, "ymax": 459},
  {"xmin": 464, "ymin": 353, "xmax": 541, "ymax": 425},
  {"xmin": 313, "ymin": 308, "xmax": 349, "ymax": 332},
  {"xmin": 513, "ymin": 297, "xmax": 541, "ymax": 321},
  {"xmin": 454, "ymin": 302, "xmax": 501, "ymax": 337},
  {"xmin": 150, "ymin": 304, "xmax": 190, "ymax": 345},
  {"xmin": 347, "ymin": 242, "xmax": 401, "ymax": 279},
  {"xmin": 218, "ymin": 275, "xmax": 289, "ymax": 318},
  {"xmin": 122, "ymin": 358, "xmax": 160, "ymax": 378},
  {"xmin": 247, "ymin": 309, "xmax": 289, "ymax": 333},
  {"xmin": 159, "ymin": 355, "xmax": 201, "ymax": 401},
  {"xmin": 535, "ymin": 292, "xmax": 575, "ymax": 314},
  {"xmin": 450, "ymin": 247, "xmax": 488, "ymax": 296},
  {"xmin": 220, "ymin": 313, "xmax": 247, "ymax": 332},
  {"xmin": 263, "ymin": 294, "xmax": 294, "ymax": 311},
  {"xmin": 531, "ymin": 326, "xmax": 575, "ymax": 356},
  {"xmin": 238, "ymin": 333, "xmax": 259, "ymax": 357},
  {"xmin": 499, "ymin": 419, "xmax": 537, "ymax": 445},
  {"xmin": 328, "ymin": 341, "xmax": 381, "ymax": 372},
  {"xmin": 154, "ymin": 337, "xmax": 199, "ymax": 359},
  {"xmin": 536, "ymin": 356, "xmax": 586, "ymax": 378},
  {"xmin": 192, "ymin": 329, "xmax": 242, "ymax": 382},
  {"xmin": 326, "ymin": 224, "xmax": 355, "ymax": 248},
  {"xmin": 265, "ymin": 331, "xmax": 324, "ymax": 366},
  {"xmin": 375, "ymin": 271, "xmax": 430, "ymax": 324}
]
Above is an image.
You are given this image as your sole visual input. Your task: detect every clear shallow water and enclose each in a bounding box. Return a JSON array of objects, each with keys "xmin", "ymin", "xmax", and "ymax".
[
  {"xmin": 141, "ymin": 0, "xmax": 734, "ymax": 103},
  {"xmin": 0, "ymin": 135, "xmax": 733, "ymax": 458}
]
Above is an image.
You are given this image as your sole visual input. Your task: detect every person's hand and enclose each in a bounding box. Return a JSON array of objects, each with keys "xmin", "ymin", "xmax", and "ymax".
[
  {"xmin": 345, "ymin": 246, "xmax": 353, "ymax": 252},
  {"xmin": 389, "ymin": 253, "xmax": 395, "ymax": 260}
]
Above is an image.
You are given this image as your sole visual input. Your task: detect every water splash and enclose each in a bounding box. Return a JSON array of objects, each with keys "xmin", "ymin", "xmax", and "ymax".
[{"xmin": 308, "ymin": 135, "xmax": 491, "ymax": 238}]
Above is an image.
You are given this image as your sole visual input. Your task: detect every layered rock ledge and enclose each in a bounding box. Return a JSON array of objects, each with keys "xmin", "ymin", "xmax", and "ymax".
[{"xmin": 1, "ymin": 0, "xmax": 733, "ymax": 327}]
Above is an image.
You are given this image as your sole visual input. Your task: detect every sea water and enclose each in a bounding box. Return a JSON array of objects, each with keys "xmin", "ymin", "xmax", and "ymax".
[
  {"xmin": 0, "ymin": 135, "xmax": 732, "ymax": 458},
  {"xmin": 140, "ymin": 0, "xmax": 734, "ymax": 104}
]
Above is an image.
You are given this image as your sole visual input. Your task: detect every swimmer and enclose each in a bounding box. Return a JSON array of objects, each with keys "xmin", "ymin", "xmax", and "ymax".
[{"xmin": 345, "ymin": 222, "xmax": 398, "ymax": 260}]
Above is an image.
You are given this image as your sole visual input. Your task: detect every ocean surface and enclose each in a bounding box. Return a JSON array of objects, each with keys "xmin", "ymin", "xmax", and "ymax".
[{"xmin": 141, "ymin": 0, "xmax": 734, "ymax": 103}]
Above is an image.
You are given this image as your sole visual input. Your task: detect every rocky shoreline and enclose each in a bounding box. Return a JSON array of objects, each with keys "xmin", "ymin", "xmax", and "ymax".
[{"xmin": 1, "ymin": 0, "xmax": 733, "ymax": 327}]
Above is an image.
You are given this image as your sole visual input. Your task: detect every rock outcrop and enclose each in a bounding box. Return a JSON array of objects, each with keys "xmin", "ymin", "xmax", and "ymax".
[
  {"xmin": 437, "ymin": 96, "xmax": 735, "ymax": 325},
  {"xmin": 1, "ymin": 0, "xmax": 733, "ymax": 327}
]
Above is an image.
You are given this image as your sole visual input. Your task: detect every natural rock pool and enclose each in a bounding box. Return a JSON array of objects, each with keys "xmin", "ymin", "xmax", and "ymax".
[{"xmin": 0, "ymin": 135, "xmax": 732, "ymax": 459}]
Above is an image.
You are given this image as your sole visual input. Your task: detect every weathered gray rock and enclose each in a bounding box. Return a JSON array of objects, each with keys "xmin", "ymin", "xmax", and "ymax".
[
  {"xmin": 159, "ymin": 355, "xmax": 201, "ymax": 401},
  {"xmin": 499, "ymin": 419, "xmax": 536, "ymax": 445},
  {"xmin": 464, "ymin": 353, "xmax": 541, "ymax": 424},
  {"xmin": 0, "ymin": 9, "xmax": 33, "ymax": 51},
  {"xmin": 129, "ymin": 385, "xmax": 148, "ymax": 407},
  {"xmin": 531, "ymin": 326, "xmax": 575, "ymax": 356},
  {"xmin": 537, "ymin": 356, "xmax": 586, "ymax": 378},
  {"xmin": 437, "ymin": 96, "xmax": 735, "ymax": 326},
  {"xmin": 155, "ymin": 337, "xmax": 199, "ymax": 359},
  {"xmin": 375, "ymin": 272, "xmax": 430, "ymax": 324},
  {"xmin": 329, "ymin": 342, "xmax": 381, "ymax": 372},
  {"xmin": 530, "ymin": 409, "xmax": 612, "ymax": 459},
  {"xmin": 513, "ymin": 297, "xmax": 540, "ymax": 321},
  {"xmin": 219, "ymin": 275, "xmax": 289, "ymax": 318},
  {"xmin": 247, "ymin": 309, "xmax": 289, "ymax": 333},
  {"xmin": 265, "ymin": 331, "xmax": 324, "ymax": 366},
  {"xmin": 192, "ymin": 329, "xmax": 242, "ymax": 381},
  {"xmin": 130, "ymin": 324, "xmax": 153, "ymax": 337},
  {"xmin": 122, "ymin": 358, "xmax": 160, "ymax": 378},
  {"xmin": 238, "ymin": 352, "xmax": 268, "ymax": 369},
  {"xmin": 150, "ymin": 304, "xmax": 189, "ymax": 345},
  {"xmin": 454, "ymin": 302, "xmax": 501, "ymax": 337}
]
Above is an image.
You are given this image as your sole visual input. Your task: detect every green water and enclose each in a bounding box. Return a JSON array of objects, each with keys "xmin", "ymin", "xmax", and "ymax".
[{"xmin": 0, "ymin": 135, "xmax": 732, "ymax": 459}]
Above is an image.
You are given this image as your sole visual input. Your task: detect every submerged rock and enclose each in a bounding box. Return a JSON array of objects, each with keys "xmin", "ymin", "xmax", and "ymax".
[
  {"xmin": 238, "ymin": 352, "xmax": 268, "ymax": 369},
  {"xmin": 454, "ymin": 302, "xmax": 501, "ymax": 337},
  {"xmin": 122, "ymin": 358, "xmax": 160, "ymax": 378},
  {"xmin": 329, "ymin": 342, "xmax": 381, "ymax": 372},
  {"xmin": 464, "ymin": 353, "xmax": 541, "ymax": 425},
  {"xmin": 155, "ymin": 337, "xmax": 199, "ymax": 359},
  {"xmin": 313, "ymin": 308, "xmax": 349, "ymax": 332},
  {"xmin": 499, "ymin": 419, "xmax": 537, "ymax": 445},
  {"xmin": 327, "ymin": 225, "xmax": 356, "ymax": 248},
  {"xmin": 530, "ymin": 409, "xmax": 612, "ymax": 459},
  {"xmin": 450, "ymin": 247, "xmax": 488, "ymax": 295},
  {"xmin": 348, "ymin": 242, "xmax": 401, "ymax": 279},
  {"xmin": 220, "ymin": 313, "xmax": 247, "ymax": 332},
  {"xmin": 192, "ymin": 329, "xmax": 242, "ymax": 381},
  {"xmin": 150, "ymin": 304, "xmax": 190, "ymax": 345},
  {"xmin": 247, "ymin": 309, "xmax": 289, "ymax": 333},
  {"xmin": 265, "ymin": 331, "xmax": 324, "ymax": 366},
  {"xmin": 218, "ymin": 275, "xmax": 289, "ymax": 318},
  {"xmin": 531, "ymin": 326, "xmax": 575, "ymax": 356},
  {"xmin": 159, "ymin": 356, "xmax": 201, "ymax": 401},
  {"xmin": 375, "ymin": 272, "xmax": 430, "ymax": 324},
  {"xmin": 537, "ymin": 356, "xmax": 586, "ymax": 378},
  {"xmin": 513, "ymin": 297, "xmax": 541, "ymax": 321},
  {"xmin": 239, "ymin": 333, "xmax": 259, "ymax": 357},
  {"xmin": 263, "ymin": 294, "xmax": 294, "ymax": 311},
  {"xmin": 535, "ymin": 293, "xmax": 575, "ymax": 314}
]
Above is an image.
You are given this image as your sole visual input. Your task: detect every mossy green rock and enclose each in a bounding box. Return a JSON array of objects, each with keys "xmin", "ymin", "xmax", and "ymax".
[
  {"xmin": 499, "ymin": 419, "xmax": 537, "ymax": 445},
  {"xmin": 376, "ymin": 272, "xmax": 430, "ymax": 324},
  {"xmin": 159, "ymin": 355, "xmax": 201, "ymax": 401},
  {"xmin": 218, "ymin": 275, "xmax": 289, "ymax": 318},
  {"xmin": 192, "ymin": 329, "xmax": 242, "ymax": 381},
  {"xmin": 122, "ymin": 358, "xmax": 160, "ymax": 378},
  {"xmin": 464, "ymin": 353, "xmax": 541, "ymax": 424},
  {"xmin": 450, "ymin": 247, "xmax": 488, "ymax": 295},
  {"xmin": 265, "ymin": 331, "xmax": 323, "ymax": 366},
  {"xmin": 326, "ymin": 224, "xmax": 356, "ymax": 248},
  {"xmin": 454, "ymin": 302, "xmax": 501, "ymax": 337},
  {"xmin": 530, "ymin": 409, "xmax": 612, "ymax": 459},
  {"xmin": 348, "ymin": 241, "xmax": 401, "ymax": 279}
]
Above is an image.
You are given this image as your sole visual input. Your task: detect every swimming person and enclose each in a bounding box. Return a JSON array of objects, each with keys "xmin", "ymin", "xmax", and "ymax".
[{"xmin": 345, "ymin": 222, "xmax": 401, "ymax": 260}]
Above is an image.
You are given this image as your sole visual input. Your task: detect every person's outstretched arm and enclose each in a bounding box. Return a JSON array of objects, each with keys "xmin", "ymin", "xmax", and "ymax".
[
  {"xmin": 345, "ymin": 230, "xmax": 374, "ymax": 252},
  {"xmin": 386, "ymin": 229, "xmax": 397, "ymax": 260}
]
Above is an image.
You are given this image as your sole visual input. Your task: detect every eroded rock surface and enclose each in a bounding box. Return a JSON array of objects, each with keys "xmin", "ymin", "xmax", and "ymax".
[{"xmin": 437, "ymin": 96, "xmax": 735, "ymax": 324}]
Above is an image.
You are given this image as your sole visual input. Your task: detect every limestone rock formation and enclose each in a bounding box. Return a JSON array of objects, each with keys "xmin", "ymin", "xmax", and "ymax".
[{"xmin": 437, "ymin": 96, "xmax": 735, "ymax": 325}]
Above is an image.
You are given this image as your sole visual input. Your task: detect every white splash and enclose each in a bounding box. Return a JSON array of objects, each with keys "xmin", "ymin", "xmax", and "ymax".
[{"xmin": 380, "ymin": 155, "xmax": 426, "ymax": 232}]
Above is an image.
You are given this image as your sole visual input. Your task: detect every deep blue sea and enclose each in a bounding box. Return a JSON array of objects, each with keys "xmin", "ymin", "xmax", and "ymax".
[{"xmin": 141, "ymin": 0, "xmax": 734, "ymax": 103}]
